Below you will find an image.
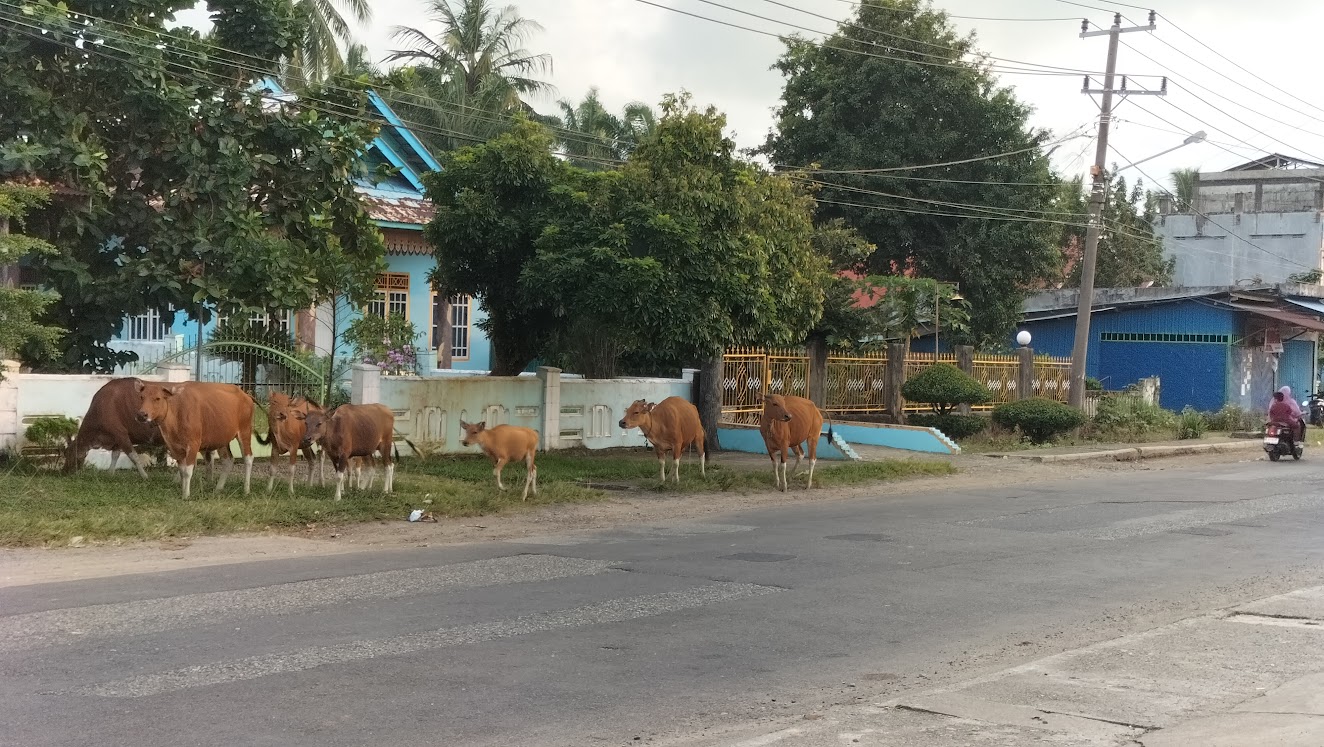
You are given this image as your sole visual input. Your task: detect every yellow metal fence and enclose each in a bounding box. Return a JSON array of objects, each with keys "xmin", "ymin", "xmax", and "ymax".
[{"xmin": 721, "ymin": 347, "xmax": 1072, "ymax": 418}]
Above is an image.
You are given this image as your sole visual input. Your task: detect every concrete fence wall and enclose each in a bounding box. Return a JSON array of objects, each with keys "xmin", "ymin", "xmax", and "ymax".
[
  {"xmin": 0, "ymin": 363, "xmax": 191, "ymax": 464},
  {"xmin": 358, "ymin": 365, "xmax": 698, "ymax": 454}
]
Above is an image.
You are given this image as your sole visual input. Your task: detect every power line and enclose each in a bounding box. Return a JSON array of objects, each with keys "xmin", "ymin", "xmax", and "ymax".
[
  {"xmin": 0, "ymin": 3, "xmax": 634, "ymax": 168},
  {"xmin": 1109, "ymin": 143, "xmax": 1315, "ymax": 270},
  {"xmin": 786, "ymin": 126, "xmax": 1094, "ymax": 174},
  {"xmin": 813, "ymin": 0, "xmax": 1082, "ymax": 23},
  {"xmin": 630, "ymin": 0, "xmax": 1096, "ymax": 77},
  {"xmin": 745, "ymin": 0, "xmax": 1104, "ymax": 76},
  {"xmin": 791, "ymin": 176, "xmax": 1088, "ymax": 220}
]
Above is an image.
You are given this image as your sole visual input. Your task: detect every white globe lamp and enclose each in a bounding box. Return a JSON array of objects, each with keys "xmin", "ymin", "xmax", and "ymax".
[{"xmin": 1016, "ymin": 330, "xmax": 1032, "ymax": 348}]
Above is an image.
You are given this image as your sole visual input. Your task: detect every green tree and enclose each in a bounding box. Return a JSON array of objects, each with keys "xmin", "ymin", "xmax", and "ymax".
[
  {"xmin": 1059, "ymin": 174, "xmax": 1173, "ymax": 288},
  {"xmin": 0, "ymin": 183, "xmax": 64, "ymax": 366},
  {"xmin": 385, "ymin": 0, "xmax": 552, "ymax": 153},
  {"xmin": 294, "ymin": 0, "xmax": 372, "ymax": 81},
  {"xmin": 422, "ymin": 118, "xmax": 573, "ymax": 375},
  {"xmin": 759, "ymin": 0, "xmax": 1063, "ymax": 346},
  {"xmin": 524, "ymin": 94, "xmax": 831, "ymax": 438},
  {"xmin": 0, "ymin": 0, "xmax": 386, "ymax": 371}
]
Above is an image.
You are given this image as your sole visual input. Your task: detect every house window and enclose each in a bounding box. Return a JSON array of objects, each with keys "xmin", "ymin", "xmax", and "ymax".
[
  {"xmin": 213, "ymin": 310, "xmax": 291, "ymax": 332},
  {"xmin": 431, "ymin": 293, "xmax": 473, "ymax": 362},
  {"xmin": 126, "ymin": 309, "xmax": 171, "ymax": 341},
  {"xmin": 368, "ymin": 273, "xmax": 410, "ymax": 319},
  {"xmin": 450, "ymin": 294, "xmax": 471, "ymax": 360}
]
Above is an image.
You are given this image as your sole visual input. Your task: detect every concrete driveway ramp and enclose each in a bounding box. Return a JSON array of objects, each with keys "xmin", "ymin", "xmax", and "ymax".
[{"xmin": 1141, "ymin": 712, "xmax": 1324, "ymax": 747}]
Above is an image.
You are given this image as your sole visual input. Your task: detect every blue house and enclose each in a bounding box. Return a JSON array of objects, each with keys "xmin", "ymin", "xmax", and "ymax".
[
  {"xmin": 109, "ymin": 81, "xmax": 494, "ymax": 375},
  {"xmin": 1015, "ymin": 286, "xmax": 1324, "ymax": 412}
]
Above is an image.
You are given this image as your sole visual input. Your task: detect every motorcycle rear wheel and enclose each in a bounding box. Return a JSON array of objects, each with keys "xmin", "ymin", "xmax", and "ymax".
[{"xmin": 1270, "ymin": 451, "xmax": 1281, "ymax": 462}]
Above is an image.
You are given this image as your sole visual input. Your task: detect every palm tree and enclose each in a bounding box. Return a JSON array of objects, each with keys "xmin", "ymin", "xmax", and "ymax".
[
  {"xmin": 1170, "ymin": 167, "xmax": 1200, "ymax": 212},
  {"xmin": 549, "ymin": 88, "xmax": 658, "ymax": 169},
  {"xmin": 384, "ymin": 0, "xmax": 553, "ymax": 151},
  {"xmin": 294, "ymin": 0, "xmax": 373, "ymax": 82}
]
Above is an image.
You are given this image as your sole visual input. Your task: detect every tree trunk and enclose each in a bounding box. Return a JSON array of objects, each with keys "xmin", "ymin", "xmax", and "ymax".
[
  {"xmin": 697, "ymin": 353, "xmax": 723, "ymax": 451},
  {"xmin": 807, "ymin": 334, "xmax": 827, "ymax": 408},
  {"xmin": 436, "ymin": 288, "xmax": 453, "ymax": 370},
  {"xmin": 488, "ymin": 331, "xmax": 532, "ymax": 376}
]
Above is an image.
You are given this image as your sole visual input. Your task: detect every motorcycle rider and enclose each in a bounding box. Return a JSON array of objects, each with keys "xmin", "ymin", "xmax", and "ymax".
[{"xmin": 1271, "ymin": 386, "xmax": 1306, "ymax": 442}]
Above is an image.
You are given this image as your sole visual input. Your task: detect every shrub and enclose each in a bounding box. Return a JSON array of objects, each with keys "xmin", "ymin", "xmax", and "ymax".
[
  {"xmin": 1085, "ymin": 377, "xmax": 1103, "ymax": 391},
  {"xmin": 23, "ymin": 416, "xmax": 79, "ymax": 449},
  {"xmin": 1176, "ymin": 407, "xmax": 1207, "ymax": 440},
  {"xmin": 1093, "ymin": 395, "xmax": 1175, "ymax": 435},
  {"xmin": 908, "ymin": 413, "xmax": 989, "ymax": 440},
  {"xmin": 901, "ymin": 364, "xmax": 992, "ymax": 415},
  {"xmin": 992, "ymin": 398, "xmax": 1086, "ymax": 444},
  {"xmin": 1205, "ymin": 404, "xmax": 1258, "ymax": 432}
]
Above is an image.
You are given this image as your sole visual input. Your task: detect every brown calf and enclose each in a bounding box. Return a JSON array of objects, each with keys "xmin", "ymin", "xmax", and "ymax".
[
  {"xmin": 135, "ymin": 381, "xmax": 255, "ymax": 499},
  {"xmin": 257, "ymin": 393, "xmax": 323, "ymax": 494},
  {"xmin": 757, "ymin": 393, "xmax": 830, "ymax": 491},
  {"xmin": 459, "ymin": 420, "xmax": 538, "ymax": 501},
  {"xmin": 303, "ymin": 404, "xmax": 397, "ymax": 501},
  {"xmin": 618, "ymin": 397, "xmax": 706, "ymax": 483}
]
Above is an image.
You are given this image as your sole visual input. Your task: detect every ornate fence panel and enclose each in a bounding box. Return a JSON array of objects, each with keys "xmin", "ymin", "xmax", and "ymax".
[
  {"xmin": 825, "ymin": 352, "xmax": 890, "ymax": 413},
  {"xmin": 722, "ymin": 346, "xmax": 1072, "ymax": 419},
  {"xmin": 971, "ymin": 354, "xmax": 1022, "ymax": 408},
  {"xmin": 1031, "ymin": 355, "xmax": 1072, "ymax": 402}
]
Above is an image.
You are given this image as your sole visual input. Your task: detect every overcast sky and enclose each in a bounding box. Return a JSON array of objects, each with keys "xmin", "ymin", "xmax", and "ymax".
[{"xmin": 182, "ymin": 0, "xmax": 1324, "ymax": 192}]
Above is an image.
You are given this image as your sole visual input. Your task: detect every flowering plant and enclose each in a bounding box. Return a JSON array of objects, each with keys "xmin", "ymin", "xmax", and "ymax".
[{"xmin": 346, "ymin": 313, "xmax": 421, "ymax": 376}]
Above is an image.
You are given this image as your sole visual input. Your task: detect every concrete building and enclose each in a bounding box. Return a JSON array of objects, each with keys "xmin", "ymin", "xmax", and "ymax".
[{"xmin": 1158, "ymin": 154, "xmax": 1324, "ymax": 287}]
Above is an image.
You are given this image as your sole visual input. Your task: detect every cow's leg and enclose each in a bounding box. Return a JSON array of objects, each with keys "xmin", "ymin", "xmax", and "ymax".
[
  {"xmin": 108, "ymin": 449, "xmax": 122, "ymax": 473},
  {"xmin": 129, "ymin": 450, "xmax": 150, "ymax": 479},
  {"xmin": 383, "ymin": 447, "xmax": 395, "ymax": 494},
  {"xmin": 520, "ymin": 452, "xmax": 534, "ymax": 502},
  {"xmin": 215, "ymin": 451, "xmax": 235, "ymax": 494},
  {"xmin": 334, "ymin": 464, "xmax": 346, "ymax": 501},
  {"xmin": 789, "ymin": 444, "xmax": 804, "ymax": 476},
  {"xmin": 656, "ymin": 447, "xmax": 667, "ymax": 483},
  {"xmin": 287, "ymin": 449, "xmax": 299, "ymax": 495},
  {"xmin": 266, "ymin": 447, "xmax": 281, "ymax": 493},
  {"xmin": 494, "ymin": 457, "xmax": 508, "ymax": 491},
  {"xmin": 806, "ymin": 433, "xmax": 819, "ymax": 490},
  {"xmin": 672, "ymin": 445, "xmax": 681, "ymax": 483},
  {"xmin": 179, "ymin": 447, "xmax": 199, "ymax": 500},
  {"xmin": 767, "ymin": 450, "xmax": 781, "ymax": 490},
  {"xmin": 779, "ymin": 445, "xmax": 790, "ymax": 492},
  {"xmin": 696, "ymin": 435, "xmax": 707, "ymax": 478}
]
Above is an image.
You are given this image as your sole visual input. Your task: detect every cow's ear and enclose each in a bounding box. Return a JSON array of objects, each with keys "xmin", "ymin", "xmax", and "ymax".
[
  {"xmin": 645, "ymin": 402, "xmax": 656, "ymax": 412},
  {"xmin": 293, "ymin": 412, "xmax": 306, "ymax": 421},
  {"xmin": 275, "ymin": 412, "xmax": 287, "ymax": 421},
  {"xmin": 754, "ymin": 394, "xmax": 764, "ymax": 404},
  {"xmin": 134, "ymin": 380, "xmax": 146, "ymax": 393},
  {"xmin": 476, "ymin": 421, "xmax": 487, "ymax": 431},
  {"xmin": 459, "ymin": 419, "xmax": 468, "ymax": 429},
  {"xmin": 166, "ymin": 384, "xmax": 185, "ymax": 396}
]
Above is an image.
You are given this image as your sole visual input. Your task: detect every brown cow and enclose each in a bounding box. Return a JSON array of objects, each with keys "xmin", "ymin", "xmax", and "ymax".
[
  {"xmin": 757, "ymin": 393, "xmax": 831, "ymax": 491},
  {"xmin": 135, "ymin": 381, "xmax": 255, "ymax": 499},
  {"xmin": 256, "ymin": 393, "xmax": 323, "ymax": 494},
  {"xmin": 302, "ymin": 404, "xmax": 398, "ymax": 501},
  {"xmin": 618, "ymin": 397, "xmax": 706, "ymax": 483},
  {"xmin": 65, "ymin": 378, "xmax": 223, "ymax": 478},
  {"xmin": 459, "ymin": 420, "xmax": 538, "ymax": 501}
]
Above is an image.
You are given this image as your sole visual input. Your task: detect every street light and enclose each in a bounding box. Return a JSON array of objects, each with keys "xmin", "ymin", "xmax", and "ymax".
[
  {"xmin": 1068, "ymin": 131, "xmax": 1207, "ymax": 408},
  {"xmin": 935, "ymin": 282, "xmax": 962, "ymax": 357}
]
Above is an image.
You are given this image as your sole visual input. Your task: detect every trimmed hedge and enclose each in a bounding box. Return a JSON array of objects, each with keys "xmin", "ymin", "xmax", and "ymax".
[
  {"xmin": 901, "ymin": 363, "xmax": 991, "ymax": 415},
  {"xmin": 908, "ymin": 413, "xmax": 989, "ymax": 440},
  {"xmin": 992, "ymin": 398, "xmax": 1085, "ymax": 444}
]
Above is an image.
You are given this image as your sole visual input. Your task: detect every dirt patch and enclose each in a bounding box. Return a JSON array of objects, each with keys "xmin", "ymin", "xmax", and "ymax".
[{"xmin": 0, "ymin": 449, "xmax": 1257, "ymax": 589}]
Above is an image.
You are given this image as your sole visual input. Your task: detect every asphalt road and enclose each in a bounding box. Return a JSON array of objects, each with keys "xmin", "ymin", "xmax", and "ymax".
[{"xmin": 5, "ymin": 454, "xmax": 1324, "ymax": 747}]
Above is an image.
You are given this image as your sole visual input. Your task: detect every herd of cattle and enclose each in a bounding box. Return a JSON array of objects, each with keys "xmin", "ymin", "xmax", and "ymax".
[{"xmin": 61, "ymin": 377, "xmax": 835, "ymax": 499}]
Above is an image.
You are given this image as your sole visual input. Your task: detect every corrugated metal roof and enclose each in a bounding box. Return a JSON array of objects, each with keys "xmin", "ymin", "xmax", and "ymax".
[
  {"xmin": 1225, "ymin": 302, "xmax": 1324, "ymax": 332},
  {"xmin": 1284, "ymin": 297, "xmax": 1324, "ymax": 316},
  {"xmin": 360, "ymin": 194, "xmax": 435, "ymax": 228}
]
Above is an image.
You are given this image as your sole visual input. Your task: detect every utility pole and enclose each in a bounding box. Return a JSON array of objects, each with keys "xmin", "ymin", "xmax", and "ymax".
[{"xmin": 1068, "ymin": 11, "xmax": 1166, "ymax": 409}]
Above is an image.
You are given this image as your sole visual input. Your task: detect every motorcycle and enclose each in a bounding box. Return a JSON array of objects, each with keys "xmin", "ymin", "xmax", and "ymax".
[
  {"xmin": 1264, "ymin": 421, "xmax": 1304, "ymax": 462},
  {"xmin": 1304, "ymin": 392, "xmax": 1324, "ymax": 427}
]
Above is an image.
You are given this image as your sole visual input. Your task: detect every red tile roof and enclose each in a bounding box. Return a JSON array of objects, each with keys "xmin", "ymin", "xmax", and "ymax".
[{"xmin": 361, "ymin": 194, "xmax": 435, "ymax": 227}]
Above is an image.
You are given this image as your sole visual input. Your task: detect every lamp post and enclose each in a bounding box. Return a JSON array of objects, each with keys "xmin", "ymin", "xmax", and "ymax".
[
  {"xmin": 934, "ymin": 282, "xmax": 963, "ymax": 357},
  {"xmin": 1068, "ymin": 131, "xmax": 1207, "ymax": 408}
]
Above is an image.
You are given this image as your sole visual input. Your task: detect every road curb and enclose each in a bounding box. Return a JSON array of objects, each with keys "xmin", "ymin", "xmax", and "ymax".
[{"xmin": 1024, "ymin": 440, "xmax": 1264, "ymax": 463}]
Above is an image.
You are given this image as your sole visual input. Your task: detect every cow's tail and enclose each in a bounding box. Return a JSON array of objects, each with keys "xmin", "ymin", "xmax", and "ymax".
[
  {"xmin": 401, "ymin": 438, "xmax": 419, "ymax": 460},
  {"xmin": 823, "ymin": 410, "xmax": 835, "ymax": 444}
]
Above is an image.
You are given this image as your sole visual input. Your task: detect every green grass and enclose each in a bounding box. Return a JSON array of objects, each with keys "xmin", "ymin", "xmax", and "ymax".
[{"xmin": 0, "ymin": 451, "xmax": 954, "ymax": 547}]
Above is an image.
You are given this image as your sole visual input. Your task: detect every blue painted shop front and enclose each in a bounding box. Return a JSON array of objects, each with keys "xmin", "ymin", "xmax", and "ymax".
[{"xmin": 1014, "ymin": 297, "xmax": 1320, "ymax": 412}]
